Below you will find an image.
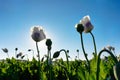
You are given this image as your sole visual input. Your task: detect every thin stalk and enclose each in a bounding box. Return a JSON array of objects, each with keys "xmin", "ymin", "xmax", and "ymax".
[
  {"xmin": 25, "ymin": 54, "xmax": 29, "ymax": 60},
  {"xmin": 15, "ymin": 51, "xmax": 17, "ymax": 59},
  {"xmin": 96, "ymin": 49, "xmax": 118, "ymax": 80},
  {"xmin": 90, "ymin": 32, "xmax": 97, "ymax": 54},
  {"xmin": 59, "ymin": 49, "xmax": 69, "ymax": 80},
  {"xmin": 7, "ymin": 53, "xmax": 9, "ymax": 58},
  {"xmin": 31, "ymin": 49, "xmax": 34, "ymax": 58},
  {"xmin": 36, "ymin": 42, "xmax": 41, "ymax": 80},
  {"xmin": 78, "ymin": 52, "xmax": 79, "ymax": 60},
  {"xmin": 77, "ymin": 50, "xmax": 79, "ymax": 60},
  {"xmin": 60, "ymin": 49, "xmax": 69, "ymax": 70},
  {"xmin": 80, "ymin": 33, "xmax": 90, "ymax": 74},
  {"xmin": 49, "ymin": 51, "xmax": 52, "ymax": 80},
  {"xmin": 47, "ymin": 49, "xmax": 52, "ymax": 80},
  {"xmin": 47, "ymin": 50, "xmax": 49, "ymax": 77}
]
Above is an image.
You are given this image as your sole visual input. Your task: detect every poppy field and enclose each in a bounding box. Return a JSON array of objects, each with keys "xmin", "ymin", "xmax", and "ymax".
[
  {"xmin": 1, "ymin": 15, "xmax": 120, "ymax": 80},
  {"xmin": 0, "ymin": 55, "xmax": 117, "ymax": 80}
]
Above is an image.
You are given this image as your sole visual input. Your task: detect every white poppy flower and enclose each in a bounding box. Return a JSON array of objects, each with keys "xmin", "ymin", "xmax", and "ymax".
[
  {"xmin": 31, "ymin": 26, "xmax": 46, "ymax": 42},
  {"xmin": 80, "ymin": 15, "xmax": 94, "ymax": 33},
  {"xmin": 102, "ymin": 47, "xmax": 106, "ymax": 50}
]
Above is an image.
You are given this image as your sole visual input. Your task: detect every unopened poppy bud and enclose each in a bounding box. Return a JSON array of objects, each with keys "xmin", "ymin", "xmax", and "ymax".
[
  {"xmin": 46, "ymin": 39, "xmax": 52, "ymax": 50},
  {"xmin": 75, "ymin": 23, "xmax": 84, "ymax": 34}
]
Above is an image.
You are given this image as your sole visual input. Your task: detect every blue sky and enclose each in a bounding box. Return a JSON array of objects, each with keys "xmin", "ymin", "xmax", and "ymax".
[{"xmin": 0, "ymin": 0, "xmax": 120, "ymax": 60}]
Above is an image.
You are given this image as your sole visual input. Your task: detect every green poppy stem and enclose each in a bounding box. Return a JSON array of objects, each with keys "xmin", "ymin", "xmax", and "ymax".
[
  {"xmin": 36, "ymin": 42, "xmax": 41, "ymax": 80},
  {"xmin": 48, "ymin": 50, "xmax": 52, "ymax": 80},
  {"xmin": 15, "ymin": 51, "xmax": 17, "ymax": 59},
  {"xmin": 90, "ymin": 32, "xmax": 97, "ymax": 54},
  {"xmin": 7, "ymin": 52, "xmax": 9, "ymax": 58},
  {"xmin": 96, "ymin": 49, "xmax": 118, "ymax": 80},
  {"xmin": 80, "ymin": 33, "xmax": 90, "ymax": 73},
  {"xmin": 59, "ymin": 49, "xmax": 69, "ymax": 70}
]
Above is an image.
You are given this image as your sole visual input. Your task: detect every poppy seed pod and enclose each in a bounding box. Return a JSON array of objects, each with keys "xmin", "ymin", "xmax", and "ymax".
[{"xmin": 75, "ymin": 23, "xmax": 84, "ymax": 34}]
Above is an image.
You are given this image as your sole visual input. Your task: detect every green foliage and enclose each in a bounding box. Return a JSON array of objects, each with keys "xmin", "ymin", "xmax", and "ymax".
[{"xmin": 0, "ymin": 56, "xmax": 116, "ymax": 80}]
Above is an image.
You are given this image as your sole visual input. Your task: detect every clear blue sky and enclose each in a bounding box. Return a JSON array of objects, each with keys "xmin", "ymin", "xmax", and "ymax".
[{"xmin": 0, "ymin": 0, "xmax": 120, "ymax": 60}]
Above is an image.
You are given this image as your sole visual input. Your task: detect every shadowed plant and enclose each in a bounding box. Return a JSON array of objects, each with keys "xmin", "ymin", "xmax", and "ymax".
[
  {"xmin": 31, "ymin": 26, "xmax": 46, "ymax": 80},
  {"xmin": 2, "ymin": 48, "xmax": 9, "ymax": 58},
  {"xmin": 15, "ymin": 48, "xmax": 18, "ymax": 58},
  {"xmin": 96, "ymin": 48, "xmax": 118, "ymax": 80},
  {"xmin": 16, "ymin": 52, "xmax": 22, "ymax": 58},
  {"xmin": 75, "ymin": 15, "xmax": 120, "ymax": 80},
  {"xmin": 46, "ymin": 38, "xmax": 52, "ymax": 80},
  {"xmin": 0, "ymin": 15, "xmax": 119, "ymax": 80},
  {"xmin": 21, "ymin": 54, "xmax": 28, "ymax": 60},
  {"xmin": 53, "ymin": 49, "xmax": 69, "ymax": 69}
]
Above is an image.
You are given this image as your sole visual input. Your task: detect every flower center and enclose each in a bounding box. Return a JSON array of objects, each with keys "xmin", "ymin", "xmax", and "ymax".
[
  {"xmin": 85, "ymin": 22, "xmax": 92, "ymax": 27},
  {"xmin": 34, "ymin": 32, "xmax": 40, "ymax": 38}
]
